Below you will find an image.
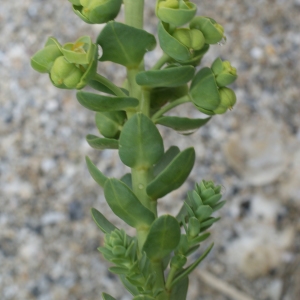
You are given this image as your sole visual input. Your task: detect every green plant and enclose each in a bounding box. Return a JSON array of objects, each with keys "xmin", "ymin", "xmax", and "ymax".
[{"xmin": 31, "ymin": 1, "xmax": 237, "ymax": 299}]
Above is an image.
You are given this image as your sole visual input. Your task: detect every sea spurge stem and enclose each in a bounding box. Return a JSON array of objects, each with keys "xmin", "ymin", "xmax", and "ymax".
[{"xmin": 31, "ymin": 1, "xmax": 238, "ymax": 299}]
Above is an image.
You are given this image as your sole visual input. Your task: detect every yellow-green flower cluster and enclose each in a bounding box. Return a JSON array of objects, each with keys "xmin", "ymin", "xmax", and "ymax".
[{"xmin": 31, "ymin": 36, "xmax": 97, "ymax": 89}]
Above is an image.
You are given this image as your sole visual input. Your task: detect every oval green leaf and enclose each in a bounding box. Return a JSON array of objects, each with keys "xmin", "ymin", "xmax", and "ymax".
[
  {"xmin": 104, "ymin": 178, "xmax": 155, "ymax": 228},
  {"xmin": 77, "ymin": 91, "xmax": 139, "ymax": 112},
  {"xmin": 143, "ymin": 215, "xmax": 181, "ymax": 261},
  {"xmin": 158, "ymin": 22, "xmax": 192, "ymax": 62},
  {"xmin": 97, "ymin": 21, "xmax": 156, "ymax": 68},
  {"xmin": 102, "ymin": 293, "xmax": 116, "ymax": 300},
  {"xmin": 171, "ymin": 243, "xmax": 213, "ymax": 288},
  {"xmin": 88, "ymin": 79, "xmax": 115, "ymax": 95},
  {"xmin": 91, "ymin": 207, "xmax": 117, "ymax": 234},
  {"xmin": 170, "ymin": 277, "xmax": 189, "ymax": 300},
  {"xmin": 95, "ymin": 111, "xmax": 126, "ymax": 138},
  {"xmin": 120, "ymin": 173, "xmax": 132, "ymax": 189},
  {"xmin": 190, "ymin": 67, "xmax": 220, "ymax": 111},
  {"xmin": 136, "ymin": 66, "xmax": 195, "ymax": 88},
  {"xmin": 153, "ymin": 146, "xmax": 180, "ymax": 177},
  {"xmin": 119, "ymin": 113, "xmax": 164, "ymax": 168},
  {"xmin": 156, "ymin": 116, "xmax": 211, "ymax": 133},
  {"xmin": 85, "ymin": 156, "xmax": 108, "ymax": 188},
  {"xmin": 146, "ymin": 148, "xmax": 195, "ymax": 199},
  {"xmin": 86, "ymin": 134, "xmax": 119, "ymax": 150},
  {"xmin": 119, "ymin": 275, "xmax": 139, "ymax": 296}
]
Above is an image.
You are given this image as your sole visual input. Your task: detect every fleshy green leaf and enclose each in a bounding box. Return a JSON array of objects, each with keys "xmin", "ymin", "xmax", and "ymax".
[
  {"xmin": 120, "ymin": 173, "xmax": 132, "ymax": 189},
  {"xmin": 156, "ymin": 116, "xmax": 211, "ymax": 134},
  {"xmin": 200, "ymin": 217, "xmax": 220, "ymax": 231},
  {"xmin": 212, "ymin": 200, "xmax": 226, "ymax": 212},
  {"xmin": 162, "ymin": 254, "xmax": 171, "ymax": 270},
  {"xmin": 104, "ymin": 179, "xmax": 155, "ymax": 228},
  {"xmin": 97, "ymin": 21, "xmax": 156, "ymax": 68},
  {"xmin": 170, "ymin": 276, "xmax": 189, "ymax": 300},
  {"xmin": 172, "ymin": 44, "xmax": 210, "ymax": 67},
  {"xmin": 119, "ymin": 113, "xmax": 164, "ymax": 168},
  {"xmin": 195, "ymin": 205, "xmax": 213, "ymax": 222},
  {"xmin": 86, "ymin": 134, "xmax": 119, "ymax": 150},
  {"xmin": 150, "ymin": 85, "xmax": 188, "ymax": 110},
  {"xmin": 102, "ymin": 293, "xmax": 116, "ymax": 300},
  {"xmin": 190, "ymin": 233, "xmax": 211, "ymax": 246},
  {"xmin": 176, "ymin": 203, "xmax": 187, "ymax": 224},
  {"xmin": 85, "ymin": 156, "xmax": 108, "ymax": 188},
  {"xmin": 31, "ymin": 37, "xmax": 62, "ymax": 73},
  {"xmin": 185, "ymin": 245, "xmax": 200, "ymax": 257},
  {"xmin": 119, "ymin": 275, "xmax": 139, "ymax": 296},
  {"xmin": 91, "ymin": 207, "xmax": 117, "ymax": 234},
  {"xmin": 77, "ymin": 91, "xmax": 139, "ymax": 112},
  {"xmin": 204, "ymin": 194, "xmax": 222, "ymax": 207},
  {"xmin": 171, "ymin": 243, "xmax": 214, "ymax": 287},
  {"xmin": 146, "ymin": 148, "xmax": 195, "ymax": 199},
  {"xmin": 158, "ymin": 22, "xmax": 192, "ymax": 62},
  {"xmin": 153, "ymin": 146, "xmax": 180, "ymax": 177},
  {"xmin": 88, "ymin": 79, "xmax": 115, "ymax": 95},
  {"xmin": 143, "ymin": 215, "xmax": 181, "ymax": 261},
  {"xmin": 136, "ymin": 66, "xmax": 195, "ymax": 88},
  {"xmin": 190, "ymin": 67, "xmax": 220, "ymax": 113},
  {"xmin": 109, "ymin": 266, "xmax": 128, "ymax": 275},
  {"xmin": 95, "ymin": 111, "xmax": 126, "ymax": 138}
]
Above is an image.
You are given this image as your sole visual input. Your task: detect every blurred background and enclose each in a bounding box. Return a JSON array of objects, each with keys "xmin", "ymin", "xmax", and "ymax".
[{"xmin": 1, "ymin": 0, "xmax": 300, "ymax": 299}]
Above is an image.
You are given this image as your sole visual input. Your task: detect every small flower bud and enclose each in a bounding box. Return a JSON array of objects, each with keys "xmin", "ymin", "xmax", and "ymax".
[
  {"xmin": 190, "ymin": 16, "xmax": 225, "ymax": 44},
  {"xmin": 31, "ymin": 37, "xmax": 62, "ymax": 73},
  {"xmin": 62, "ymin": 36, "xmax": 95, "ymax": 65},
  {"xmin": 211, "ymin": 58, "xmax": 237, "ymax": 87},
  {"xmin": 50, "ymin": 56, "xmax": 84, "ymax": 89},
  {"xmin": 214, "ymin": 87, "xmax": 236, "ymax": 114},
  {"xmin": 158, "ymin": 0, "xmax": 179, "ymax": 9},
  {"xmin": 156, "ymin": 0, "xmax": 197, "ymax": 26},
  {"xmin": 170, "ymin": 254, "xmax": 187, "ymax": 269},
  {"xmin": 71, "ymin": 0, "xmax": 122, "ymax": 24},
  {"xmin": 32, "ymin": 35, "xmax": 98, "ymax": 90},
  {"xmin": 173, "ymin": 28, "xmax": 205, "ymax": 51}
]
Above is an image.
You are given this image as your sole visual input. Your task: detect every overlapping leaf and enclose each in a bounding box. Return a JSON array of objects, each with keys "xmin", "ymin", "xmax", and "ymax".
[
  {"xmin": 147, "ymin": 148, "xmax": 195, "ymax": 199},
  {"xmin": 136, "ymin": 66, "xmax": 195, "ymax": 88},
  {"xmin": 104, "ymin": 179, "xmax": 155, "ymax": 228},
  {"xmin": 77, "ymin": 91, "xmax": 138, "ymax": 112},
  {"xmin": 143, "ymin": 215, "xmax": 180, "ymax": 261},
  {"xmin": 119, "ymin": 113, "xmax": 164, "ymax": 168},
  {"xmin": 97, "ymin": 21, "xmax": 156, "ymax": 67}
]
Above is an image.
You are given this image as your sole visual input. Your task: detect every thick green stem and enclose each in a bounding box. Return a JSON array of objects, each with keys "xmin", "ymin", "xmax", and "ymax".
[
  {"xmin": 152, "ymin": 261, "xmax": 167, "ymax": 296},
  {"xmin": 124, "ymin": 0, "xmax": 144, "ymax": 29},
  {"xmin": 127, "ymin": 68, "xmax": 142, "ymax": 103},
  {"xmin": 91, "ymin": 73, "xmax": 126, "ymax": 97},
  {"xmin": 152, "ymin": 94, "xmax": 191, "ymax": 121},
  {"xmin": 165, "ymin": 267, "xmax": 177, "ymax": 291},
  {"xmin": 123, "ymin": 2, "xmax": 166, "ymax": 297},
  {"xmin": 141, "ymin": 88, "xmax": 151, "ymax": 116},
  {"xmin": 131, "ymin": 168, "xmax": 156, "ymax": 216},
  {"xmin": 136, "ymin": 227, "xmax": 149, "ymax": 252},
  {"xmin": 151, "ymin": 53, "xmax": 171, "ymax": 70}
]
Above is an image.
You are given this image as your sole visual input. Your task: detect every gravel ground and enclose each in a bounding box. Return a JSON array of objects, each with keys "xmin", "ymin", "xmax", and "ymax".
[{"xmin": 1, "ymin": 0, "xmax": 300, "ymax": 299}]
